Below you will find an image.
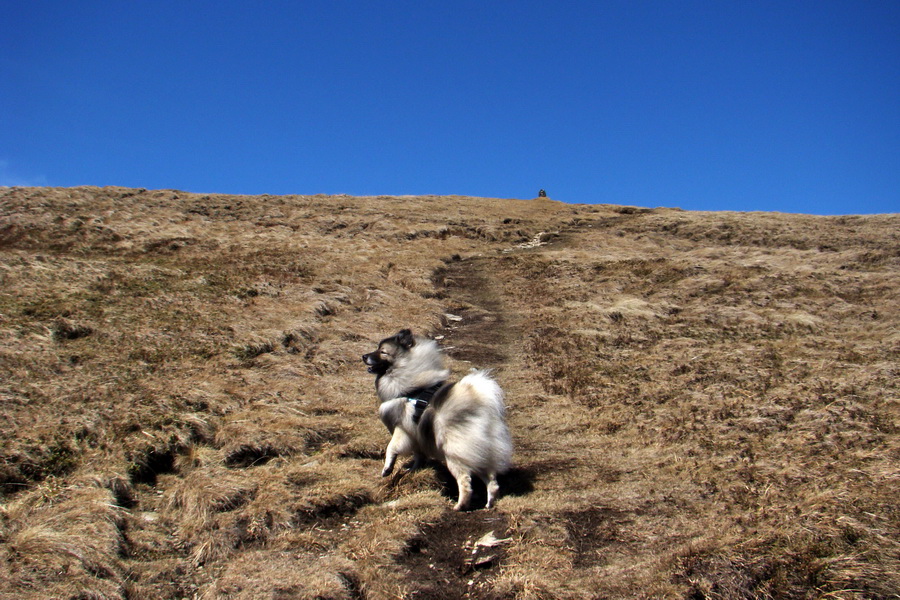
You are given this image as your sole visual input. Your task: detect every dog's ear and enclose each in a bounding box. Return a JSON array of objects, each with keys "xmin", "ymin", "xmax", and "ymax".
[{"xmin": 396, "ymin": 329, "xmax": 415, "ymax": 349}]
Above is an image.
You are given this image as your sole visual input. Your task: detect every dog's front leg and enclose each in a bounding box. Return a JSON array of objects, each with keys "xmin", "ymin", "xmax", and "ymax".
[
  {"xmin": 408, "ymin": 453, "xmax": 425, "ymax": 471},
  {"xmin": 382, "ymin": 428, "xmax": 414, "ymax": 477}
]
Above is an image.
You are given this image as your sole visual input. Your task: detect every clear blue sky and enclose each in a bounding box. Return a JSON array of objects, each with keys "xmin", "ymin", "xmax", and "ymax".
[{"xmin": 2, "ymin": 1, "xmax": 898, "ymax": 214}]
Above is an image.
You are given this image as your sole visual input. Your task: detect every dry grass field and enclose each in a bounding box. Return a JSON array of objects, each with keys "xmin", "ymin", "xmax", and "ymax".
[{"xmin": 1, "ymin": 186, "xmax": 898, "ymax": 599}]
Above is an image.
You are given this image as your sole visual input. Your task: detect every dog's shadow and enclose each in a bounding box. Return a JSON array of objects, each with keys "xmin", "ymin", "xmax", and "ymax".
[
  {"xmin": 430, "ymin": 463, "xmax": 536, "ymax": 511},
  {"xmin": 385, "ymin": 460, "xmax": 535, "ymax": 511}
]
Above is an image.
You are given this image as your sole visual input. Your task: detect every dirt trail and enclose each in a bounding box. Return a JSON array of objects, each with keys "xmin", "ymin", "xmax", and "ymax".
[
  {"xmin": 434, "ymin": 255, "xmax": 516, "ymax": 367},
  {"xmin": 399, "ymin": 226, "xmax": 601, "ymax": 597},
  {"xmin": 385, "ymin": 254, "xmax": 527, "ymax": 597}
]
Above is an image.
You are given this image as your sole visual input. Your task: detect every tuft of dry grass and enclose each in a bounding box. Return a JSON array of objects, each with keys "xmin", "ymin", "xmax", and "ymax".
[{"xmin": 1, "ymin": 477, "xmax": 126, "ymax": 599}]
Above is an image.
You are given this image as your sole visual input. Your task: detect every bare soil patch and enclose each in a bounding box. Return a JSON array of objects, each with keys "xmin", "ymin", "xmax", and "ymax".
[{"xmin": 397, "ymin": 511, "xmax": 511, "ymax": 599}]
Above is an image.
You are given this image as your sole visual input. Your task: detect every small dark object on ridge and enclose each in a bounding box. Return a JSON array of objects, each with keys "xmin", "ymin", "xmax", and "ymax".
[{"xmin": 538, "ymin": 189, "xmax": 547, "ymax": 197}]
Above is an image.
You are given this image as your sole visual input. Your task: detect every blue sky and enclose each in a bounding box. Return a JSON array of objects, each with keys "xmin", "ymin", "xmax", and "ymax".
[{"xmin": 2, "ymin": 1, "xmax": 898, "ymax": 214}]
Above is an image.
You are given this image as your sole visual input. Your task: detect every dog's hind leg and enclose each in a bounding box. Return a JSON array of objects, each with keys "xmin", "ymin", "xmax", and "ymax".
[
  {"xmin": 482, "ymin": 472, "xmax": 501, "ymax": 509},
  {"xmin": 446, "ymin": 459, "xmax": 473, "ymax": 511}
]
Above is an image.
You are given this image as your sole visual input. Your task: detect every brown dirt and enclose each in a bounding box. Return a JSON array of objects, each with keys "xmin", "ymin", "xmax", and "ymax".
[{"xmin": 1, "ymin": 186, "xmax": 898, "ymax": 599}]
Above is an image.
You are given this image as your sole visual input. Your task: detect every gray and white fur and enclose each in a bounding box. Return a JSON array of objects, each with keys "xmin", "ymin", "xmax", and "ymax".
[{"xmin": 362, "ymin": 329, "xmax": 512, "ymax": 510}]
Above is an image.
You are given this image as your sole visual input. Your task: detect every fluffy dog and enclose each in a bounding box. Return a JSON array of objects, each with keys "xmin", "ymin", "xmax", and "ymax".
[{"xmin": 362, "ymin": 329, "xmax": 512, "ymax": 510}]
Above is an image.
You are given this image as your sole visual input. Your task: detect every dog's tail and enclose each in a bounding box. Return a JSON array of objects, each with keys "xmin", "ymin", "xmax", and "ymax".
[
  {"xmin": 453, "ymin": 369, "xmax": 512, "ymax": 476},
  {"xmin": 457, "ymin": 370, "xmax": 506, "ymax": 414}
]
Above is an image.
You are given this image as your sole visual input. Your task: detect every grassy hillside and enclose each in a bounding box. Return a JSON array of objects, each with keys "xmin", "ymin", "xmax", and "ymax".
[{"xmin": 1, "ymin": 186, "xmax": 898, "ymax": 599}]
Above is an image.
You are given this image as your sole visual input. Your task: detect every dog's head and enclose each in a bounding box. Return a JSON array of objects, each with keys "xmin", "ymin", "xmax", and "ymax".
[{"xmin": 362, "ymin": 329, "xmax": 415, "ymax": 375}]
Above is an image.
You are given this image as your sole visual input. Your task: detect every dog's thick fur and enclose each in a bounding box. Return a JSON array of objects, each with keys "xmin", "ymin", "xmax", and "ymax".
[{"xmin": 362, "ymin": 329, "xmax": 512, "ymax": 510}]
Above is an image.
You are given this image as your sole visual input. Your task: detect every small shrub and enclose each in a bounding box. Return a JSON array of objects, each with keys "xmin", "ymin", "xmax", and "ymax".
[
  {"xmin": 233, "ymin": 340, "xmax": 275, "ymax": 361},
  {"xmin": 50, "ymin": 318, "xmax": 93, "ymax": 341}
]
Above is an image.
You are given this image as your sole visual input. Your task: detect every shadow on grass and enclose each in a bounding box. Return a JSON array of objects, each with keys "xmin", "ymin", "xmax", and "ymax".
[{"xmin": 430, "ymin": 463, "xmax": 536, "ymax": 511}]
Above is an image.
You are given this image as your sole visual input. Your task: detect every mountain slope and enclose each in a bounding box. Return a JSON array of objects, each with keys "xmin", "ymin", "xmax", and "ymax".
[{"xmin": 1, "ymin": 186, "xmax": 898, "ymax": 599}]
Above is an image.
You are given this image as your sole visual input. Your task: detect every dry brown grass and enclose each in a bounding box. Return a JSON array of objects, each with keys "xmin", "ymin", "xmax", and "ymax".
[{"xmin": 1, "ymin": 186, "xmax": 898, "ymax": 599}]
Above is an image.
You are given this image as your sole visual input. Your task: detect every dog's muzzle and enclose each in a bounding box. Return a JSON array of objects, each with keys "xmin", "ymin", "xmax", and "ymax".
[{"xmin": 362, "ymin": 352, "xmax": 387, "ymax": 375}]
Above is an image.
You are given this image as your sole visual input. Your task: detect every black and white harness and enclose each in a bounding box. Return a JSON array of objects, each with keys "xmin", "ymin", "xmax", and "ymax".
[{"xmin": 404, "ymin": 382, "xmax": 445, "ymax": 424}]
